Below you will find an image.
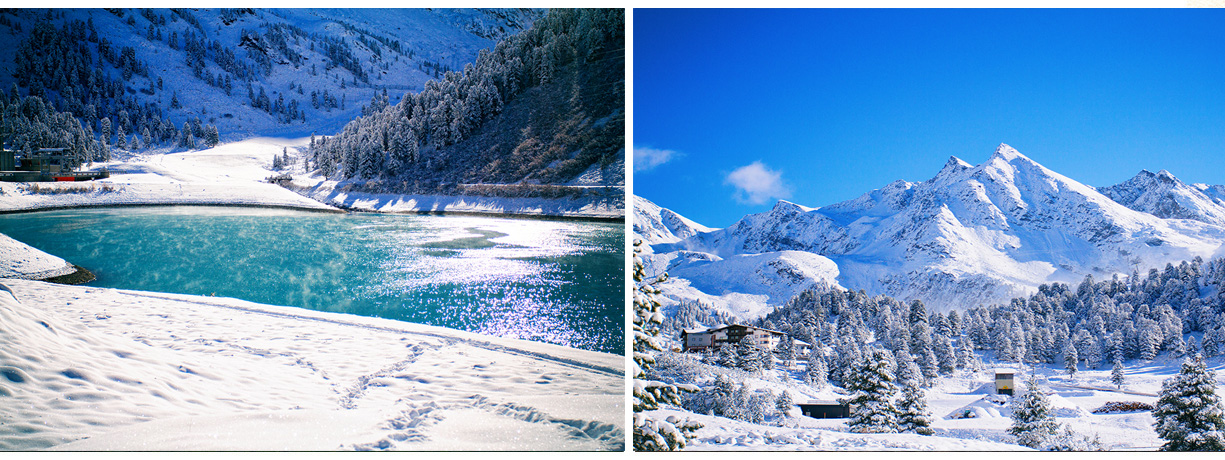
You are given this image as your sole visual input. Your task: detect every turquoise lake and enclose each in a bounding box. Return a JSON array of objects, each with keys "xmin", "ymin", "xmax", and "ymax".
[{"xmin": 0, "ymin": 206, "xmax": 625, "ymax": 354}]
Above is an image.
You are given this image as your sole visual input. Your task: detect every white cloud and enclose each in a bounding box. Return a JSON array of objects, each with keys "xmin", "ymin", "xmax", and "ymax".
[
  {"xmin": 633, "ymin": 146, "xmax": 678, "ymax": 172},
  {"xmin": 724, "ymin": 161, "xmax": 791, "ymax": 205}
]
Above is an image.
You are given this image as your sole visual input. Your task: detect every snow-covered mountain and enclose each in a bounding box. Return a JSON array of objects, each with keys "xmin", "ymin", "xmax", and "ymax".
[
  {"xmin": 1098, "ymin": 169, "xmax": 1225, "ymax": 226},
  {"xmin": 636, "ymin": 196, "xmax": 840, "ymax": 319},
  {"xmin": 638, "ymin": 144, "xmax": 1225, "ymax": 317},
  {"xmin": 634, "ymin": 195, "xmax": 711, "ymax": 246},
  {"xmin": 0, "ymin": 8, "xmax": 542, "ymax": 139}
]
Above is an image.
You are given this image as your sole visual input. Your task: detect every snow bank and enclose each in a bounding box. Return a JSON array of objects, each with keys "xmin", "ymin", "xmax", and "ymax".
[
  {"xmin": 0, "ymin": 279, "xmax": 622, "ymax": 451},
  {"xmin": 0, "ymin": 182, "xmax": 339, "ymax": 214},
  {"xmin": 0, "ymin": 233, "xmax": 75, "ymax": 280},
  {"xmin": 292, "ymin": 179, "xmax": 624, "ymax": 220}
]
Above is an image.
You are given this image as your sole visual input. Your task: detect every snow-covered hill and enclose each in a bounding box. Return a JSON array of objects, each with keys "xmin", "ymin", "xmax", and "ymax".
[{"xmin": 638, "ymin": 144, "xmax": 1225, "ymax": 317}]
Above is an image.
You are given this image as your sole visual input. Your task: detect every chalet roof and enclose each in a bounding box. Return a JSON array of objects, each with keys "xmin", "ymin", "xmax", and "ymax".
[{"xmin": 688, "ymin": 323, "xmax": 787, "ymax": 336}]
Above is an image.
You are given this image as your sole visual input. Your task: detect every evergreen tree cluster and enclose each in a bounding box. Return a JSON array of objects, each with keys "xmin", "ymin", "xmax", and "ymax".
[
  {"xmin": 756, "ymin": 288, "xmax": 967, "ymax": 388},
  {"xmin": 6, "ymin": 12, "xmax": 220, "ymax": 153},
  {"xmin": 0, "ymin": 92, "xmax": 103, "ymax": 167},
  {"xmin": 309, "ymin": 8, "xmax": 624, "ymax": 185},
  {"xmin": 732, "ymin": 256, "xmax": 1225, "ymax": 388}
]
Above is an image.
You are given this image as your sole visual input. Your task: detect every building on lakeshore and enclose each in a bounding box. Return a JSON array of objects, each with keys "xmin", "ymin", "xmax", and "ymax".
[{"xmin": 0, "ymin": 148, "xmax": 108, "ymax": 182}]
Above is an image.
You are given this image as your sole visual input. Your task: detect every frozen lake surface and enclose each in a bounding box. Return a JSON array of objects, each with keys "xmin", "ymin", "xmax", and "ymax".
[{"xmin": 0, "ymin": 206, "xmax": 623, "ymax": 354}]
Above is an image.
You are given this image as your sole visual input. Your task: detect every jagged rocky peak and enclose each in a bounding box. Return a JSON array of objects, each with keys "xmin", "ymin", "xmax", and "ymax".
[
  {"xmin": 934, "ymin": 156, "xmax": 973, "ymax": 178},
  {"xmin": 770, "ymin": 199, "xmax": 811, "ymax": 214},
  {"xmin": 1156, "ymin": 169, "xmax": 1179, "ymax": 183}
]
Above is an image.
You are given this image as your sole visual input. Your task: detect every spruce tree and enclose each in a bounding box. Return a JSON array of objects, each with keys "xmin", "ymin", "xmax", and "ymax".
[
  {"xmin": 897, "ymin": 382, "xmax": 934, "ymax": 435},
  {"xmin": 775, "ymin": 390, "xmax": 794, "ymax": 417},
  {"xmin": 1063, "ymin": 342, "xmax": 1079, "ymax": 378},
  {"xmin": 1153, "ymin": 354, "xmax": 1225, "ymax": 451},
  {"xmin": 843, "ymin": 348, "xmax": 900, "ymax": 433},
  {"xmin": 804, "ymin": 352, "xmax": 828, "ymax": 389},
  {"xmin": 1111, "ymin": 359, "xmax": 1125, "ymax": 389},
  {"xmin": 632, "ymin": 240, "xmax": 699, "ymax": 451},
  {"xmin": 1009, "ymin": 376, "xmax": 1061, "ymax": 449}
]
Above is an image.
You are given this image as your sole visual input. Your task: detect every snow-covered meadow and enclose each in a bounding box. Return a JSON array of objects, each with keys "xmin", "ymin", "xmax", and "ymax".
[{"xmin": 643, "ymin": 348, "xmax": 1210, "ymax": 451}]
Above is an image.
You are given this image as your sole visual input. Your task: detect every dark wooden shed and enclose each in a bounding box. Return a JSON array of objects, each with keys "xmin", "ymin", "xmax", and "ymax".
[{"xmin": 798, "ymin": 401, "xmax": 851, "ymax": 419}]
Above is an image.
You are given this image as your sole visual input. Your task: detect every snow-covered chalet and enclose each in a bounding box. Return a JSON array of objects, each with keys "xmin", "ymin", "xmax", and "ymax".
[{"xmin": 681, "ymin": 324, "xmax": 785, "ymax": 352}]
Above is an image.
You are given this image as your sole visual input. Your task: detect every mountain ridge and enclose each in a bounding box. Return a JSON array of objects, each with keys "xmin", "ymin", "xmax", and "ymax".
[{"xmin": 637, "ymin": 144, "xmax": 1225, "ymax": 317}]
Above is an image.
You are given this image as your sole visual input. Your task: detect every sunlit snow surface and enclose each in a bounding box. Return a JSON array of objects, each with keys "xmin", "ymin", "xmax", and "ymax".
[
  {"xmin": 0, "ymin": 207, "xmax": 624, "ymax": 354},
  {"xmin": 0, "ymin": 279, "xmax": 623, "ymax": 451}
]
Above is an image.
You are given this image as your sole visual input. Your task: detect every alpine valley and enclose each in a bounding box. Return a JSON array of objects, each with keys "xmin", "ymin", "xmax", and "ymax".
[{"xmin": 636, "ymin": 143, "xmax": 1225, "ymax": 319}]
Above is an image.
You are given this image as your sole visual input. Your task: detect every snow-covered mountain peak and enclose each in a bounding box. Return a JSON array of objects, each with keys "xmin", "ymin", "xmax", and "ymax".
[
  {"xmin": 771, "ymin": 199, "xmax": 815, "ymax": 214},
  {"xmin": 633, "ymin": 195, "xmax": 712, "ymax": 246},
  {"xmin": 992, "ymin": 143, "xmax": 1025, "ymax": 161},
  {"xmin": 934, "ymin": 156, "xmax": 974, "ymax": 180},
  {"xmin": 1099, "ymin": 168, "xmax": 1225, "ymax": 226}
]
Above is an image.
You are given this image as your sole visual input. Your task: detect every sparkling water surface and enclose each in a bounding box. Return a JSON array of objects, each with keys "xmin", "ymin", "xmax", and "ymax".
[{"xmin": 0, "ymin": 206, "xmax": 624, "ymax": 354}]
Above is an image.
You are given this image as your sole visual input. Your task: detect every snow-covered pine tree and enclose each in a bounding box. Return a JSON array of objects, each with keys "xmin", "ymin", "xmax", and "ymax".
[
  {"xmin": 843, "ymin": 348, "xmax": 900, "ymax": 433},
  {"xmin": 775, "ymin": 390, "xmax": 794, "ymax": 417},
  {"xmin": 1111, "ymin": 358, "xmax": 1125, "ymax": 389},
  {"xmin": 956, "ymin": 335, "xmax": 976, "ymax": 370},
  {"xmin": 736, "ymin": 340, "xmax": 762, "ymax": 374},
  {"xmin": 777, "ymin": 336, "xmax": 796, "ymax": 369},
  {"xmin": 707, "ymin": 373, "xmax": 739, "ymax": 419},
  {"xmin": 1063, "ymin": 342, "xmax": 1078, "ymax": 378},
  {"xmin": 895, "ymin": 347, "xmax": 924, "ymax": 389},
  {"xmin": 114, "ymin": 124, "xmax": 126, "ymax": 149},
  {"xmin": 1009, "ymin": 376, "xmax": 1061, "ymax": 449},
  {"xmin": 716, "ymin": 344, "xmax": 737, "ymax": 368},
  {"xmin": 934, "ymin": 333, "xmax": 956, "ymax": 376},
  {"xmin": 1153, "ymin": 354, "xmax": 1225, "ymax": 451},
  {"xmin": 804, "ymin": 352, "xmax": 828, "ymax": 389},
  {"xmin": 632, "ymin": 240, "xmax": 699, "ymax": 451},
  {"xmin": 897, "ymin": 382, "xmax": 934, "ymax": 435}
]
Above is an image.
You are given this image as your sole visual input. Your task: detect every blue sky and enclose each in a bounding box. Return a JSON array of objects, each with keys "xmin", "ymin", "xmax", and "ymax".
[{"xmin": 633, "ymin": 9, "xmax": 1225, "ymax": 228}]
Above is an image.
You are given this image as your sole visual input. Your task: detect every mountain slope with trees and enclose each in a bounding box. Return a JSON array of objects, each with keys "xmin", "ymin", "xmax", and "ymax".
[{"xmin": 305, "ymin": 8, "xmax": 624, "ymax": 197}]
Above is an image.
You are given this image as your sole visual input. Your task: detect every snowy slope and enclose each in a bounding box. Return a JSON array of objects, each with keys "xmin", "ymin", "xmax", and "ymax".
[
  {"xmin": 0, "ymin": 278, "xmax": 622, "ymax": 451},
  {"xmin": 0, "ymin": 137, "xmax": 338, "ymax": 213},
  {"xmin": 644, "ymin": 143, "xmax": 1225, "ymax": 315},
  {"xmin": 1196, "ymin": 183, "xmax": 1225, "ymax": 206},
  {"xmin": 1098, "ymin": 170, "xmax": 1225, "ymax": 226}
]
